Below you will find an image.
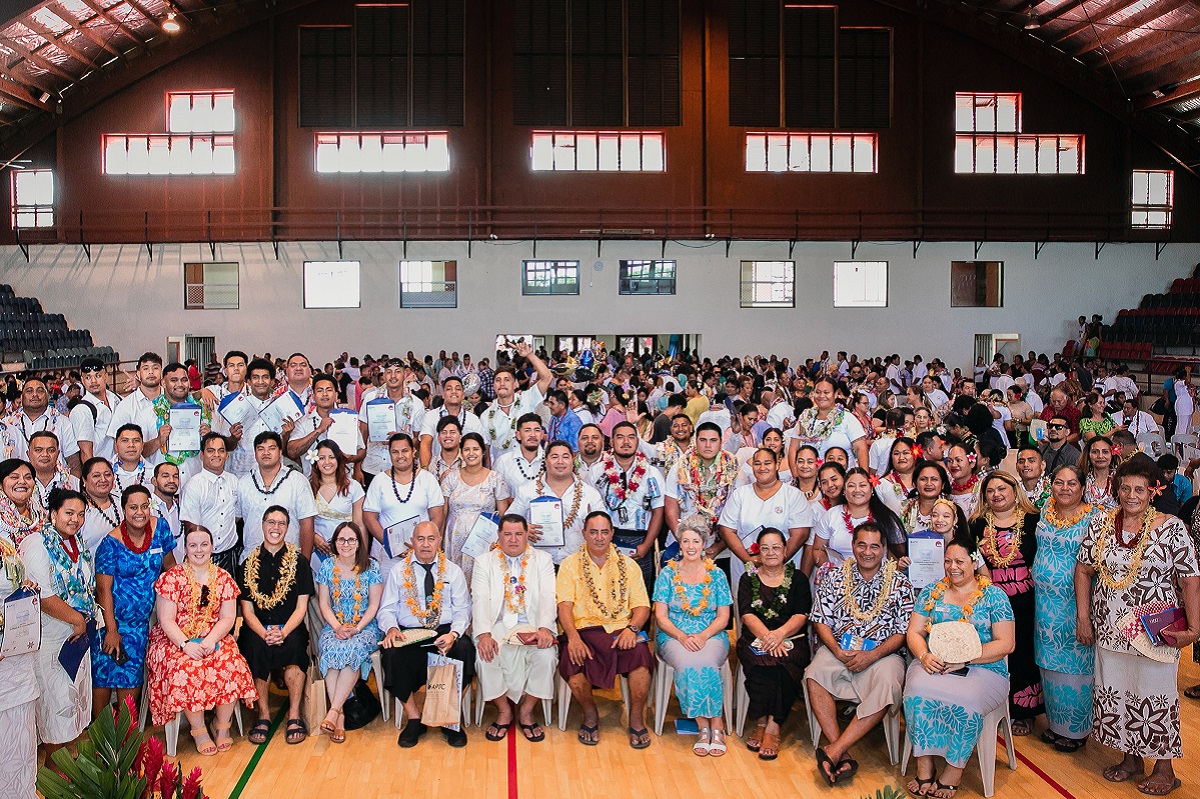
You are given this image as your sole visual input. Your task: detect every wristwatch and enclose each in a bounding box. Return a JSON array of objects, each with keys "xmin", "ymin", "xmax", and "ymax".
[{"xmin": 627, "ymin": 625, "xmax": 641, "ymax": 634}]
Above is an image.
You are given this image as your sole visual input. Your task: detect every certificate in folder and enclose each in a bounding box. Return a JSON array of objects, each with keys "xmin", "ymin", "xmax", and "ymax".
[
  {"xmin": 529, "ymin": 496, "xmax": 565, "ymax": 548},
  {"xmin": 167, "ymin": 402, "xmax": 203, "ymax": 453},
  {"xmin": 217, "ymin": 390, "xmax": 252, "ymax": 427},
  {"xmin": 366, "ymin": 398, "xmax": 397, "ymax": 443},
  {"xmin": 58, "ymin": 619, "xmax": 96, "ymax": 682},
  {"xmin": 326, "ymin": 409, "xmax": 360, "ymax": 456},
  {"xmin": 907, "ymin": 530, "xmax": 946, "ymax": 589},
  {"xmin": 460, "ymin": 512, "xmax": 500, "ymax": 559},
  {"xmin": 383, "ymin": 516, "xmax": 420, "ymax": 559},
  {"xmin": 0, "ymin": 587, "xmax": 41, "ymax": 657},
  {"xmin": 259, "ymin": 391, "xmax": 305, "ymax": 433}
]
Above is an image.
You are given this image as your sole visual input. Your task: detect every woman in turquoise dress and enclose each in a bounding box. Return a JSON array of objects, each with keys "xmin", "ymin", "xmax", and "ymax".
[
  {"xmin": 314, "ymin": 521, "xmax": 383, "ymax": 743},
  {"xmin": 904, "ymin": 537, "xmax": 1015, "ymax": 798},
  {"xmin": 92, "ymin": 485, "xmax": 177, "ymax": 713},
  {"xmin": 652, "ymin": 517, "xmax": 733, "ymax": 757},
  {"xmin": 1032, "ymin": 465, "xmax": 1097, "ymax": 751}
]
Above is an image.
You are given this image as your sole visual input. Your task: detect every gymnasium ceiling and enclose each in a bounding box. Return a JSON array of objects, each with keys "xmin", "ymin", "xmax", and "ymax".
[{"xmin": 0, "ymin": 0, "xmax": 1198, "ymax": 167}]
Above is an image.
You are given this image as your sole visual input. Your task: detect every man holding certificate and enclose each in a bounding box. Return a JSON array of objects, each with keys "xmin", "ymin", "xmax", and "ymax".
[
  {"xmin": 805, "ymin": 522, "xmax": 913, "ymax": 785},
  {"xmin": 418, "ymin": 377, "xmax": 483, "ymax": 469},
  {"xmin": 152, "ymin": 362, "xmax": 211, "ymax": 484},
  {"xmin": 225, "ymin": 359, "xmax": 286, "ymax": 477},
  {"xmin": 510, "ymin": 441, "xmax": 603, "ymax": 565},
  {"xmin": 286, "ymin": 374, "xmax": 364, "ymax": 477},
  {"xmin": 358, "ymin": 358, "xmax": 426, "ymax": 486}
]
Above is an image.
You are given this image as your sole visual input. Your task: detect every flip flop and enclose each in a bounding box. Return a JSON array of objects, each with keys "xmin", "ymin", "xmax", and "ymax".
[
  {"xmin": 485, "ymin": 722, "xmax": 512, "ymax": 742},
  {"xmin": 284, "ymin": 718, "xmax": 307, "ymax": 745},
  {"xmin": 1137, "ymin": 776, "xmax": 1182, "ymax": 796},
  {"xmin": 816, "ymin": 747, "xmax": 838, "ymax": 785},
  {"xmin": 1104, "ymin": 764, "xmax": 1146, "ymax": 783},
  {"xmin": 933, "ymin": 780, "xmax": 960, "ymax": 799},
  {"xmin": 1054, "ymin": 737, "xmax": 1086, "ymax": 753},
  {"xmin": 1010, "ymin": 718, "xmax": 1033, "ymax": 736},
  {"xmin": 519, "ymin": 722, "xmax": 545, "ymax": 743},
  {"xmin": 577, "ymin": 724, "xmax": 599, "ymax": 746},
  {"xmin": 1184, "ymin": 685, "xmax": 1200, "ymax": 700},
  {"xmin": 746, "ymin": 720, "xmax": 767, "ymax": 752},
  {"xmin": 837, "ymin": 758, "xmax": 859, "ymax": 782},
  {"xmin": 1041, "ymin": 729, "xmax": 1063, "ymax": 745},
  {"xmin": 908, "ymin": 778, "xmax": 937, "ymax": 797},
  {"xmin": 627, "ymin": 726, "xmax": 651, "ymax": 750}
]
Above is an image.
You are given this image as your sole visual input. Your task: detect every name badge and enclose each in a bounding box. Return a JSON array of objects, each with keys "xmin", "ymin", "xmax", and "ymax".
[{"xmin": 148, "ymin": 547, "xmax": 163, "ymax": 555}]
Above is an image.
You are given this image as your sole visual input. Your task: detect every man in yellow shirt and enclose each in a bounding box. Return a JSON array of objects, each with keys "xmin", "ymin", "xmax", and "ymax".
[{"xmin": 556, "ymin": 511, "xmax": 653, "ymax": 749}]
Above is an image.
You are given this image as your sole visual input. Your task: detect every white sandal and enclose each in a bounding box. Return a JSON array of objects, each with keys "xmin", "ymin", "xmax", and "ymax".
[
  {"xmin": 708, "ymin": 729, "xmax": 727, "ymax": 757},
  {"xmin": 693, "ymin": 727, "xmax": 711, "ymax": 756}
]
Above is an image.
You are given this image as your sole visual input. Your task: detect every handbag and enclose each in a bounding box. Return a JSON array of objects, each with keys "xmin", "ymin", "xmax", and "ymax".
[
  {"xmin": 1151, "ymin": 397, "xmax": 1167, "ymax": 416},
  {"xmin": 303, "ymin": 665, "xmax": 327, "ymax": 734},
  {"xmin": 341, "ymin": 678, "xmax": 382, "ymax": 730}
]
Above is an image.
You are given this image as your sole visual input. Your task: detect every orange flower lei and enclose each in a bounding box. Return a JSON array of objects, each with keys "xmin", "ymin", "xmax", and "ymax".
[
  {"xmin": 499, "ymin": 547, "xmax": 530, "ymax": 614},
  {"xmin": 182, "ymin": 562, "xmax": 219, "ymax": 639},
  {"xmin": 401, "ymin": 551, "xmax": 447, "ymax": 629},
  {"xmin": 1043, "ymin": 498, "xmax": 1092, "ymax": 530},
  {"xmin": 671, "ymin": 558, "xmax": 716, "ymax": 617},
  {"xmin": 923, "ymin": 574, "xmax": 990, "ymax": 633},
  {"xmin": 332, "ymin": 564, "xmax": 364, "ymax": 625}
]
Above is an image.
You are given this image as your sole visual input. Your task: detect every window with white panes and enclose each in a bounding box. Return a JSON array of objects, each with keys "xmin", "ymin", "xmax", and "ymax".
[
  {"xmin": 739, "ymin": 261, "xmax": 795, "ymax": 308},
  {"xmin": 168, "ymin": 91, "xmax": 235, "ymax": 133},
  {"xmin": 953, "ymin": 92, "xmax": 1083, "ymax": 175},
  {"xmin": 11, "ymin": 169, "xmax": 54, "ymax": 229},
  {"xmin": 745, "ymin": 133, "xmax": 877, "ymax": 173},
  {"xmin": 529, "ymin": 132, "xmax": 665, "ymax": 172},
  {"xmin": 315, "ymin": 132, "xmax": 450, "ymax": 173},
  {"xmin": 833, "ymin": 261, "xmax": 888, "ymax": 307},
  {"xmin": 104, "ymin": 135, "xmax": 236, "ymax": 175},
  {"xmin": 400, "ymin": 260, "xmax": 458, "ymax": 307},
  {"xmin": 523, "ymin": 260, "xmax": 580, "ymax": 295},
  {"xmin": 1132, "ymin": 170, "xmax": 1173, "ymax": 229},
  {"xmin": 619, "ymin": 260, "xmax": 676, "ymax": 295}
]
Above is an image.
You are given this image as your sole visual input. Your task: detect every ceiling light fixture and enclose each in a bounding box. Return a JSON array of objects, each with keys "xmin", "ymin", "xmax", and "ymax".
[
  {"xmin": 162, "ymin": 13, "xmax": 181, "ymax": 33},
  {"xmin": 1023, "ymin": 9, "xmax": 1041, "ymax": 29}
]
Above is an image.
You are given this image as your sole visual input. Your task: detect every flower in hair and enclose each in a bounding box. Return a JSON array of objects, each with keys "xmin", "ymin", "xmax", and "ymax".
[
  {"xmin": 748, "ymin": 543, "xmax": 761, "ymax": 556},
  {"xmin": 911, "ymin": 444, "xmax": 925, "ymax": 460}
]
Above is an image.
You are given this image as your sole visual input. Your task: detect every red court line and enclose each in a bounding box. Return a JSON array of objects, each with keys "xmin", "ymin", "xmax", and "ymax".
[
  {"xmin": 507, "ymin": 726, "xmax": 519, "ymax": 799},
  {"xmin": 1008, "ymin": 739, "xmax": 1079, "ymax": 799}
]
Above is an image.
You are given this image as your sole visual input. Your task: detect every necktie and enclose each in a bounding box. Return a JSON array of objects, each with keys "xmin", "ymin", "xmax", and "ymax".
[{"xmin": 418, "ymin": 561, "xmax": 436, "ymax": 603}]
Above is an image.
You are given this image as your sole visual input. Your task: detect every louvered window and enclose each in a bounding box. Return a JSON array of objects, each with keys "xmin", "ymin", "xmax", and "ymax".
[{"xmin": 838, "ymin": 29, "xmax": 891, "ymax": 128}]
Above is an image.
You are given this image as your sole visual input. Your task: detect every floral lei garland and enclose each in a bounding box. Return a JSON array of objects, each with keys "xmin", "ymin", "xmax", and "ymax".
[
  {"xmin": 182, "ymin": 561, "xmax": 220, "ymax": 639},
  {"xmin": 580, "ymin": 544, "xmax": 628, "ymax": 621},
  {"xmin": 980, "ymin": 509, "xmax": 1027, "ymax": 569},
  {"xmin": 243, "ymin": 544, "xmax": 300, "ymax": 610},
  {"xmin": 0, "ymin": 496, "xmax": 44, "ymax": 547},
  {"xmin": 747, "ymin": 561, "xmax": 795, "ymax": 620},
  {"xmin": 1043, "ymin": 498, "xmax": 1092, "ymax": 529},
  {"xmin": 1093, "ymin": 507, "xmax": 1156, "ymax": 591},
  {"xmin": 332, "ymin": 564, "xmax": 364, "ymax": 625},
  {"xmin": 795, "ymin": 406, "xmax": 848, "ymax": 444},
  {"xmin": 923, "ymin": 574, "xmax": 990, "ymax": 633},
  {"xmin": 675, "ymin": 449, "xmax": 738, "ymax": 522},
  {"xmin": 841, "ymin": 558, "xmax": 898, "ymax": 623},
  {"xmin": 486, "ymin": 402, "xmax": 522, "ymax": 450},
  {"xmin": 670, "ymin": 558, "xmax": 716, "ymax": 617},
  {"xmin": 402, "ymin": 551, "xmax": 447, "ymax": 629},
  {"xmin": 499, "ymin": 547, "xmax": 530, "ymax": 613},
  {"xmin": 599, "ymin": 451, "xmax": 649, "ymax": 504}
]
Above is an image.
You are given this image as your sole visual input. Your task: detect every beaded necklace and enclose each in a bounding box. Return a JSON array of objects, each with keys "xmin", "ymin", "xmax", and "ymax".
[
  {"xmin": 513, "ymin": 450, "xmax": 543, "ymax": 481},
  {"xmin": 118, "ymin": 521, "xmax": 152, "ymax": 555},
  {"xmin": 390, "ymin": 466, "xmax": 419, "ymax": 504},
  {"xmin": 251, "ymin": 466, "xmax": 294, "ymax": 496},
  {"xmin": 113, "ymin": 460, "xmax": 147, "ymax": 493},
  {"xmin": 86, "ymin": 493, "xmax": 122, "ymax": 531},
  {"xmin": 0, "ymin": 496, "xmax": 44, "ymax": 546},
  {"xmin": 243, "ymin": 544, "xmax": 300, "ymax": 610}
]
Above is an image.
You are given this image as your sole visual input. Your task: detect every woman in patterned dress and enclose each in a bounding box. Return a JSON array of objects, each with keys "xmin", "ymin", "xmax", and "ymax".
[
  {"xmin": 92, "ymin": 485, "xmax": 177, "ymax": 716},
  {"xmin": 1075, "ymin": 458, "xmax": 1200, "ymax": 796},
  {"xmin": 314, "ymin": 521, "xmax": 383, "ymax": 743},
  {"xmin": 1081, "ymin": 436, "xmax": 1117, "ymax": 510},
  {"xmin": 441, "ymin": 432, "xmax": 511, "ymax": 581},
  {"xmin": 968, "ymin": 469, "xmax": 1043, "ymax": 735},
  {"xmin": 0, "ymin": 509, "xmax": 39, "ymax": 798},
  {"xmin": 904, "ymin": 537, "xmax": 1015, "ymax": 799},
  {"xmin": 1032, "ymin": 465, "xmax": 1098, "ymax": 751},
  {"xmin": 652, "ymin": 517, "xmax": 733, "ymax": 756},
  {"xmin": 146, "ymin": 527, "xmax": 256, "ymax": 755}
]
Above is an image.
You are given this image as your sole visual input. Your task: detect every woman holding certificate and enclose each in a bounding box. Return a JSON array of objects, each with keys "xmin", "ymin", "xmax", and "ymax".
[
  {"xmin": 1032, "ymin": 464, "xmax": 1097, "ymax": 752},
  {"xmin": 0, "ymin": 509, "xmax": 40, "ymax": 798},
  {"xmin": 1075, "ymin": 458, "xmax": 1200, "ymax": 795},
  {"xmin": 904, "ymin": 537, "xmax": 1015, "ymax": 798},
  {"xmin": 362, "ymin": 433, "xmax": 445, "ymax": 573},
  {"xmin": 20, "ymin": 489, "xmax": 95, "ymax": 760},
  {"xmin": 441, "ymin": 432, "xmax": 510, "ymax": 582}
]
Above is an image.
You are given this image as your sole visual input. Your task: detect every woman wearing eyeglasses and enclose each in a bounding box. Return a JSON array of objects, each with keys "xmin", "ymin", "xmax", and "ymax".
[{"xmin": 145, "ymin": 526, "xmax": 256, "ymax": 756}]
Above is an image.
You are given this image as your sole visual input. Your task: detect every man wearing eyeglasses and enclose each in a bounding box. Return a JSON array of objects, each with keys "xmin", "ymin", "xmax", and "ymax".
[
  {"xmin": 1039, "ymin": 415, "xmax": 1081, "ymax": 474},
  {"xmin": 71, "ymin": 357, "xmax": 121, "ymax": 462}
]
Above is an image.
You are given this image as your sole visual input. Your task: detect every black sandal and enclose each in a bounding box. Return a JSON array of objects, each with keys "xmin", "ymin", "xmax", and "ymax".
[
  {"xmin": 907, "ymin": 778, "xmax": 937, "ymax": 797},
  {"xmin": 934, "ymin": 780, "xmax": 960, "ymax": 799},
  {"xmin": 519, "ymin": 722, "xmax": 545, "ymax": 742},
  {"xmin": 1041, "ymin": 729, "xmax": 1063, "ymax": 745},
  {"xmin": 577, "ymin": 724, "xmax": 599, "ymax": 746},
  {"xmin": 248, "ymin": 719, "xmax": 272, "ymax": 745},
  {"xmin": 627, "ymin": 726, "xmax": 651, "ymax": 750},
  {"xmin": 1054, "ymin": 736, "xmax": 1087, "ymax": 753},
  {"xmin": 816, "ymin": 747, "xmax": 838, "ymax": 785},
  {"xmin": 285, "ymin": 718, "xmax": 307, "ymax": 745},
  {"xmin": 837, "ymin": 758, "xmax": 859, "ymax": 782},
  {"xmin": 485, "ymin": 722, "xmax": 511, "ymax": 741},
  {"xmin": 1184, "ymin": 684, "xmax": 1200, "ymax": 700}
]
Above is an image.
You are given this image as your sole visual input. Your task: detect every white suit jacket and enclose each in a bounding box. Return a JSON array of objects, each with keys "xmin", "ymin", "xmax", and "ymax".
[{"xmin": 471, "ymin": 546, "xmax": 557, "ymax": 639}]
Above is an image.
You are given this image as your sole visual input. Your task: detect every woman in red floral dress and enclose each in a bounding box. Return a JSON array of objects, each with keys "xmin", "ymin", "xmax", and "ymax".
[{"xmin": 146, "ymin": 527, "xmax": 256, "ymax": 755}]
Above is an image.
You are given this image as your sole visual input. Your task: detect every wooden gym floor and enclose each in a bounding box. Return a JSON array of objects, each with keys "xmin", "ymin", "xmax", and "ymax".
[{"xmin": 149, "ymin": 653, "xmax": 1200, "ymax": 799}]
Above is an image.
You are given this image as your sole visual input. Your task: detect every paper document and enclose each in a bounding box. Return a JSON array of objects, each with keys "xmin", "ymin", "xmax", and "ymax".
[
  {"xmin": 217, "ymin": 390, "xmax": 253, "ymax": 427},
  {"xmin": 366, "ymin": 398, "xmax": 397, "ymax": 443},
  {"xmin": 529, "ymin": 496, "xmax": 565, "ymax": 548},
  {"xmin": 259, "ymin": 391, "xmax": 305, "ymax": 433},
  {"xmin": 167, "ymin": 402, "xmax": 202, "ymax": 452},
  {"xmin": 907, "ymin": 530, "xmax": 946, "ymax": 589},
  {"xmin": 384, "ymin": 516, "xmax": 420, "ymax": 559},
  {"xmin": 460, "ymin": 513, "xmax": 500, "ymax": 559},
  {"xmin": 326, "ymin": 409, "xmax": 360, "ymax": 456},
  {"xmin": 0, "ymin": 587, "xmax": 41, "ymax": 657}
]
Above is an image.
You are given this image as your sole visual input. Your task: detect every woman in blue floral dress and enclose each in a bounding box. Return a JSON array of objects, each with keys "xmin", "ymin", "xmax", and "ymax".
[
  {"xmin": 904, "ymin": 537, "xmax": 1015, "ymax": 798},
  {"xmin": 1032, "ymin": 465, "xmax": 1097, "ymax": 751},
  {"xmin": 314, "ymin": 521, "xmax": 383, "ymax": 743},
  {"xmin": 652, "ymin": 518, "xmax": 732, "ymax": 756},
  {"xmin": 92, "ymin": 485, "xmax": 177, "ymax": 713}
]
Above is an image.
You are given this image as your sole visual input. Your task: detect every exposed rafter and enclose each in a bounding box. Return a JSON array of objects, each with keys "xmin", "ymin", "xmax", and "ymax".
[
  {"xmin": 1073, "ymin": 0, "xmax": 1191, "ymax": 56},
  {"xmin": 20, "ymin": 16, "xmax": 98, "ymax": 69},
  {"xmin": 76, "ymin": 0, "xmax": 145, "ymax": 45},
  {"xmin": 1121, "ymin": 27, "xmax": 1200, "ymax": 81},
  {"xmin": 47, "ymin": 3, "xmax": 125, "ymax": 59},
  {"xmin": 1054, "ymin": 0, "xmax": 1143, "ymax": 43},
  {"xmin": 1138, "ymin": 74, "xmax": 1200, "ymax": 108},
  {"xmin": 0, "ymin": 37, "xmax": 75, "ymax": 82},
  {"xmin": 0, "ymin": 78, "xmax": 50, "ymax": 111},
  {"xmin": 1038, "ymin": 0, "xmax": 1091, "ymax": 25}
]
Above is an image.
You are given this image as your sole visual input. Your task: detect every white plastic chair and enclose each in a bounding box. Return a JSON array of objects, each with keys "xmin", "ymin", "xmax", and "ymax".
[
  {"xmin": 734, "ymin": 662, "xmax": 750, "ymax": 736},
  {"xmin": 801, "ymin": 676, "xmax": 901, "ymax": 765},
  {"xmin": 1137, "ymin": 431, "xmax": 1166, "ymax": 458},
  {"xmin": 163, "ymin": 703, "xmax": 245, "ymax": 758},
  {"xmin": 555, "ymin": 672, "xmax": 640, "ymax": 730},
  {"xmin": 393, "ymin": 679, "xmax": 474, "ymax": 729},
  {"xmin": 651, "ymin": 653, "xmax": 734, "ymax": 735},
  {"xmin": 900, "ymin": 703, "xmax": 1017, "ymax": 798},
  {"xmin": 368, "ymin": 650, "xmax": 389, "ymax": 722},
  {"xmin": 1171, "ymin": 433, "xmax": 1198, "ymax": 460}
]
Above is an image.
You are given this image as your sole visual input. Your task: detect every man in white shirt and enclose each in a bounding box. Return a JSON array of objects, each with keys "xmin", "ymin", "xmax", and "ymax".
[
  {"xmin": 575, "ymin": 424, "xmax": 605, "ymax": 487},
  {"xmin": 107, "ymin": 352, "xmax": 165, "ymax": 467},
  {"xmin": 200, "ymin": 350, "xmax": 249, "ymax": 429},
  {"xmin": 236, "ymin": 431, "xmax": 316, "ymax": 561},
  {"xmin": 228, "ymin": 358, "xmax": 284, "ymax": 477},
  {"xmin": 287, "ymin": 373, "xmax": 365, "ymax": 478},
  {"xmin": 482, "ymin": 341, "xmax": 552, "ymax": 461},
  {"xmin": 589, "ymin": 422, "xmax": 664, "ymax": 593},
  {"xmin": 697, "ymin": 396, "xmax": 732, "ymax": 436},
  {"xmin": 358, "ymin": 359, "xmax": 425, "ymax": 485},
  {"xmin": 912, "ymin": 355, "xmax": 928, "ymax": 382},
  {"xmin": 4, "ymin": 376, "xmax": 81, "ymax": 476},
  {"xmin": 28, "ymin": 432, "xmax": 79, "ymax": 510},
  {"xmin": 1114, "ymin": 397, "xmax": 1160, "ymax": 437},
  {"xmin": 282, "ymin": 353, "xmax": 314, "ymax": 410},
  {"xmin": 71, "ymin": 357, "xmax": 121, "ymax": 462},
  {"xmin": 110, "ymin": 424, "xmax": 153, "ymax": 492},
  {"xmin": 764, "ymin": 389, "xmax": 793, "ymax": 431},
  {"xmin": 493, "ymin": 414, "xmax": 545, "ymax": 497},
  {"xmin": 510, "ymin": 440, "xmax": 603, "ymax": 565},
  {"xmin": 379, "ymin": 522, "xmax": 474, "ymax": 749},
  {"xmin": 884, "ymin": 356, "xmax": 904, "ymax": 396},
  {"xmin": 419, "ymin": 376, "xmax": 483, "ymax": 467},
  {"xmin": 151, "ymin": 462, "xmax": 182, "ymax": 560},
  {"xmin": 180, "ymin": 431, "xmax": 242, "ymax": 572}
]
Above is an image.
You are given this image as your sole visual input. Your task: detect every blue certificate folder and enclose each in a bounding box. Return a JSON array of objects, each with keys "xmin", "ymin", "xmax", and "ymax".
[{"xmin": 58, "ymin": 619, "xmax": 96, "ymax": 681}]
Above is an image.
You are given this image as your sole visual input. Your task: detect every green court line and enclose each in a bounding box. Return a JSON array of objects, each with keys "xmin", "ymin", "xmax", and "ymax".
[{"xmin": 225, "ymin": 707, "xmax": 286, "ymax": 799}]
